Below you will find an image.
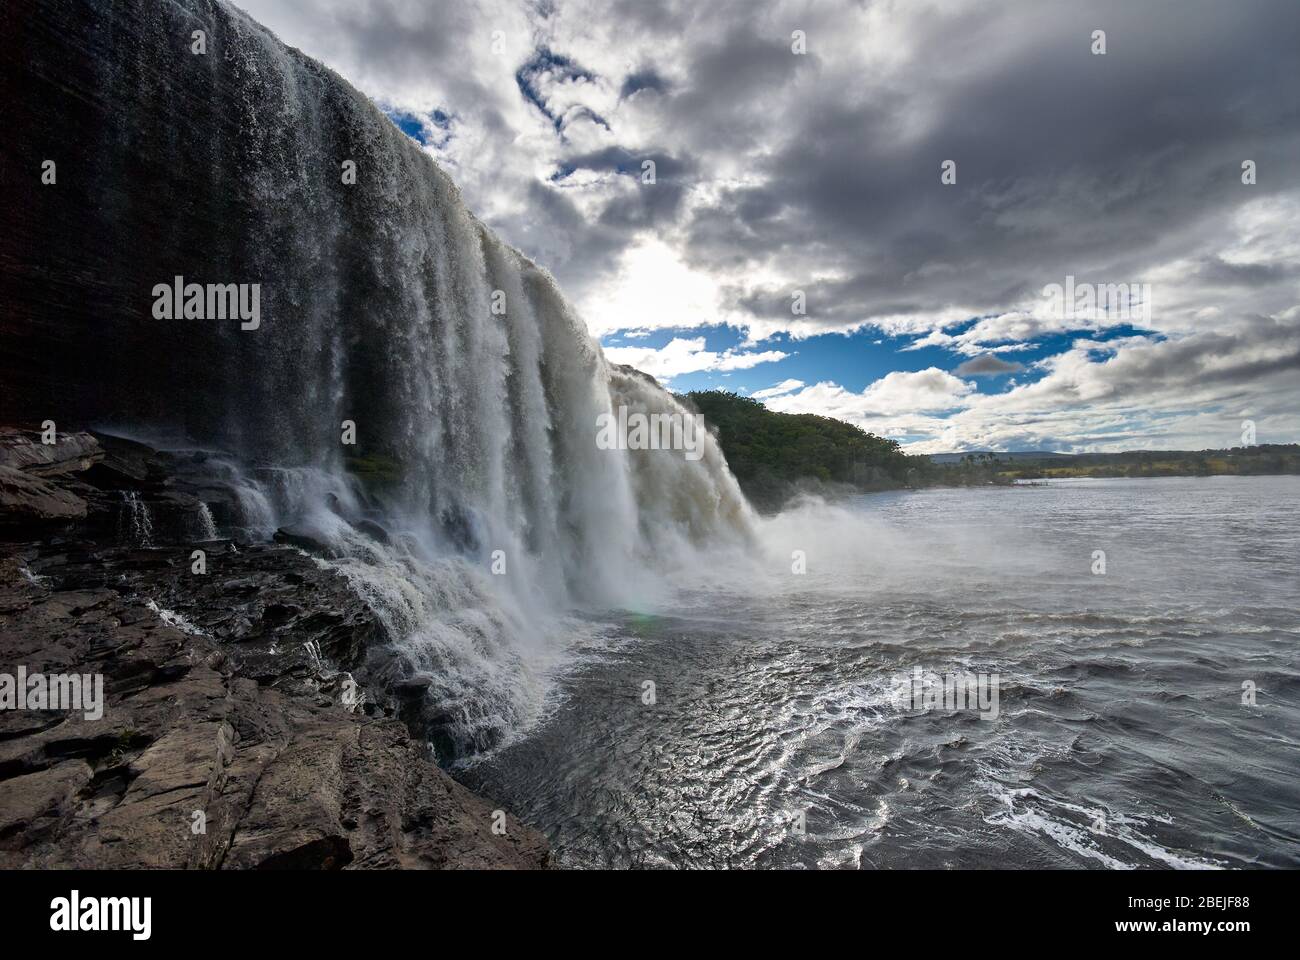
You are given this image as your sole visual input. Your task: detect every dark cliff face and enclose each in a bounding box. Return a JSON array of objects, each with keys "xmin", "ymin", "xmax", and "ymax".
[
  {"xmin": 6, "ymin": 0, "xmax": 458, "ymax": 460},
  {"xmin": 2, "ymin": 0, "xmax": 529, "ymax": 467},
  {"xmin": 5, "ymin": 0, "xmax": 257, "ymax": 434}
]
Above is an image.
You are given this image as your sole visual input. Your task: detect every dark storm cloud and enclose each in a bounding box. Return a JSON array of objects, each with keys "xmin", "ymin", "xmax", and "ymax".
[
  {"xmin": 666, "ymin": 25, "xmax": 805, "ymax": 148},
  {"xmin": 493, "ymin": 180, "xmax": 631, "ymax": 293},
  {"xmin": 954, "ymin": 355, "xmax": 1025, "ymax": 377},
  {"xmin": 516, "ymin": 46, "xmax": 600, "ymax": 133},
  {"xmin": 1108, "ymin": 317, "xmax": 1300, "ymax": 395},
  {"xmin": 553, "ymin": 145, "xmax": 694, "ymax": 181},
  {"xmin": 666, "ymin": 0, "xmax": 1300, "ymax": 334},
  {"xmin": 552, "ymin": 145, "xmax": 698, "ymax": 228},
  {"xmin": 619, "ymin": 68, "xmax": 667, "ymax": 100},
  {"xmin": 1191, "ymin": 257, "xmax": 1300, "ymax": 287},
  {"xmin": 235, "ymin": 0, "xmax": 1300, "ymax": 343}
]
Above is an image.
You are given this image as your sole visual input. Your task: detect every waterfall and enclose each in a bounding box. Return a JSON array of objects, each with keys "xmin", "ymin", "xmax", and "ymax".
[
  {"xmin": 119, "ymin": 492, "xmax": 155, "ymax": 548},
  {"xmin": 196, "ymin": 502, "xmax": 219, "ymax": 540},
  {"xmin": 8, "ymin": 0, "xmax": 753, "ymax": 758}
]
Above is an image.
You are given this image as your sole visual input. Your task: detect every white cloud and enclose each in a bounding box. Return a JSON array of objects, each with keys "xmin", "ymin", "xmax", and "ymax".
[
  {"xmin": 752, "ymin": 378, "xmax": 805, "ymax": 399},
  {"xmin": 603, "ymin": 336, "xmax": 787, "ymax": 381},
  {"xmin": 766, "ymin": 316, "xmax": 1300, "ymax": 453},
  {"xmin": 582, "ymin": 237, "xmax": 723, "ymax": 336},
  {"xmin": 766, "ymin": 368, "xmax": 975, "ymax": 423}
]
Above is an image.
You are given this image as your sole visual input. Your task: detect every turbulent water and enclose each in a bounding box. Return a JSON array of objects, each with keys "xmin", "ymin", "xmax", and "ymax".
[{"xmin": 464, "ymin": 477, "xmax": 1300, "ymax": 868}]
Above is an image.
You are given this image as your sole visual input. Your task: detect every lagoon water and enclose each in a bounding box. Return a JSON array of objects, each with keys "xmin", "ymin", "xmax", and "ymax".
[{"xmin": 464, "ymin": 476, "xmax": 1300, "ymax": 868}]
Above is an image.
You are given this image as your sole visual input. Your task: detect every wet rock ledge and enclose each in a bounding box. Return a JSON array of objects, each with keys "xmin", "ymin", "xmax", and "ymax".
[{"xmin": 0, "ymin": 427, "xmax": 548, "ymax": 869}]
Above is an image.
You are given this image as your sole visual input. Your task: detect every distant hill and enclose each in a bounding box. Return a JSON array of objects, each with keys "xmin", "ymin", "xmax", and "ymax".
[
  {"xmin": 929, "ymin": 450, "xmax": 1074, "ymax": 464},
  {"xmin": 678, "ymin": 390, "xmax": 1300, "ymax": 510},
  {"xmin": 992, "ymin": 445, "xmax": 1300, "ymax": 479}
]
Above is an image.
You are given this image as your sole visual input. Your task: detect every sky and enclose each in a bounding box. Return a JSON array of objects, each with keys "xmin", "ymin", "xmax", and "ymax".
[{"xmin": 238, "ymin": 0, "xmax": 1300, "ymax": 453}]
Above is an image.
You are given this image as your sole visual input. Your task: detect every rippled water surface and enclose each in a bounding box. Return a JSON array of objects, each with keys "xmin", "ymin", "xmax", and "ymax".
[{"xmin": 464, "ymin": 477, "xmax": 1300, "ymax": 868}]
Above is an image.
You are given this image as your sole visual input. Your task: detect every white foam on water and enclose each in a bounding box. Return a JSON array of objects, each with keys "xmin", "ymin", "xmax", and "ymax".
[{"xmin": 983, "ymin": 784, "xmax": 1226, "ymax": 870}]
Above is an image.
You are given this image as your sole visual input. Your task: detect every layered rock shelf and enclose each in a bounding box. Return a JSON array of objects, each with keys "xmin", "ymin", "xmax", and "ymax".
[{"xmin": 0, "ymin": 428, "xmax": 548, "ymax": 869}]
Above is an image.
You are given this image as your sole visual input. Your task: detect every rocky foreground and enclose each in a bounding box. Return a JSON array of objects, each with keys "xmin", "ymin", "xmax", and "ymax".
[{"xmin": 0, "ymin": 427, "xmax": 548, "ymax": 868}]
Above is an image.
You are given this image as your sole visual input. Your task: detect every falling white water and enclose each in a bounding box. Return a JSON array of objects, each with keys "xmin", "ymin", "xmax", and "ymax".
[
  {"xmin": 146, "ymin": 599, "xmax": 208, "ymax": 637},
  {"xmin": 196, "ymin": 502, "xmax": 219, "ymax": 540},
  {"xmin": 118, "ymin": 1, "xmax": 759, "ymax": 758},
  {"xmin": 120, "ymin": 492, "xmax": 154, "ymax": 548}
]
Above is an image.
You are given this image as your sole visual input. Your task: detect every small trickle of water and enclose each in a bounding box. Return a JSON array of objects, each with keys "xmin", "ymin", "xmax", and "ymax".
[
  {"xmin": 19, "ymin": 566, "xmax": 50, "ymax": 588},
  {"xmin": 119, "ymin": 491, "xmax": 154, "ymax": 547},
  {"xmin": 196, "ymin": 502, "xmax": 219, "ymax": 540},
  {"xmin": 145, "ymin": 599, "xmax": 206, "ymax": 636}
]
